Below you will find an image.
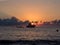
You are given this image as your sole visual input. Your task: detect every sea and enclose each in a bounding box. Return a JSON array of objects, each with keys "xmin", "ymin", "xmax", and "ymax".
[{"xmin": 0, "ymin": 26, "xmax": 60, "ymax": 45}]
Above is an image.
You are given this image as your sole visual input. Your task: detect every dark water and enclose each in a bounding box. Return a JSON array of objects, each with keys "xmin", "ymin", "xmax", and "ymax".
[{"xmin": 0, "ymin": 40, "xmax": 60, "ymax": 45}]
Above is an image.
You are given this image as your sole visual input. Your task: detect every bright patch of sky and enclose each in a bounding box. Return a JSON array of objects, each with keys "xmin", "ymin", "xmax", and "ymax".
[{"xmin": 0, "ymin": 0, "xmax": 60, "ymax": 21}]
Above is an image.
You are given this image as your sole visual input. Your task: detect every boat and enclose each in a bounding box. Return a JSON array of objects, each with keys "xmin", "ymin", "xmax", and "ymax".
[{"xmin": 26, "ymin": 23, "xmax": 36, "ymax": 28}]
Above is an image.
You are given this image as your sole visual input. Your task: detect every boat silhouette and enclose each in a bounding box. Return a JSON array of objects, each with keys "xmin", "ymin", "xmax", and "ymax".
[{"xmin": 27, "ymin": 23, "xmax": 36, "ymax": 28}]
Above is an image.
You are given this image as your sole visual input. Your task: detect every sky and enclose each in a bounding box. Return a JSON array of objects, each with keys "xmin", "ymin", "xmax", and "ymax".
[{"xmin": 0, "ymin": 0, "xmax": 60, "ymax": 22}]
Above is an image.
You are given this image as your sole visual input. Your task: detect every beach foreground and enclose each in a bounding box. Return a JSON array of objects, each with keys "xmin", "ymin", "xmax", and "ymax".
[{"xmin": 0, "ymin": 39, "xmax": 60, "ymax": 45}]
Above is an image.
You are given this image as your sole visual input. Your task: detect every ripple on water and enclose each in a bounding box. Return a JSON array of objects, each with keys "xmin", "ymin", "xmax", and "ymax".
[{"xmin": 0, "ymin": 28, "xmax": 60, "ymax": 40}]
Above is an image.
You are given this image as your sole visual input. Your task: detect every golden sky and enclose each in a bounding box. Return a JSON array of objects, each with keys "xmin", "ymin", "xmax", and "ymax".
[{"xmin": 0, "ymin": 0, "xmax": 60, "ymax": 22}]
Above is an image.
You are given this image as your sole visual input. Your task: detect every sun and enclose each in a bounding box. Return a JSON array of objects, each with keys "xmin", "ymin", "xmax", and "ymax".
[
  {"xmin": 24, "ymin": 14, "xmax": 41, "ymax": 22},
  {"xmin": 17, "ymin": 14, "xmax": 42, "ymax": 22}
]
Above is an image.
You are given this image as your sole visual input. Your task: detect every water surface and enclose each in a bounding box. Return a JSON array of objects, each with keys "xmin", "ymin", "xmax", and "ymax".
[{"xmin": 0, "ymin": 27, "xmax": 60, "ymax": 40}]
